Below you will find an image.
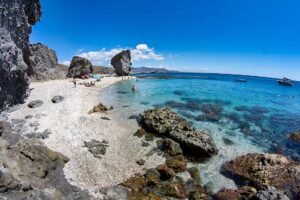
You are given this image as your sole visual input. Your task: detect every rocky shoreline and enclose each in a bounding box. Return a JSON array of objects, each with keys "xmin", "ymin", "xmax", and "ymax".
[{"xmin": 1, "ymin": 0, "xmax": 299, "ymax": 200}]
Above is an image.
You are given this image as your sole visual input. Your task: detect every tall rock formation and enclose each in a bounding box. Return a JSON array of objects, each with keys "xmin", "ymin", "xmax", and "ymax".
[
  {"xmin": 67, "ymin": 56, "xmax": 93, "ymax": 78},
  {"xmin": 111, "ymin": 50, "xmax": 132, "ymax": 76},
  {"xmin": 0, "ymin": 0, "xmax": 42, "ymax": 111},
  {"xmin": 28, "ymin": 43, "xmax": 65, "ymax": 81}
]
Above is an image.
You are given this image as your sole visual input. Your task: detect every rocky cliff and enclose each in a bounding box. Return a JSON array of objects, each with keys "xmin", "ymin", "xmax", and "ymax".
[
  {"xmin": 28, "ymin": 43, "xmax": 66, "ymax": 81},
  {"xmin": 0, "ymin": 0, "xmax": 41, "ymax": 111}
]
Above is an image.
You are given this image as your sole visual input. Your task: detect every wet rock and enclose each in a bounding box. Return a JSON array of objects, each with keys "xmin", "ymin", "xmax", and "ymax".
[
  {"xmin": 187, "ymin": 167, "xmax": 201, "ymax": 184},
  {"xmin": 155, "ymin": 183, "xmax": 188, "ymax": 199},
  {"xmin": 104, "ymin": 186, "xmax": 129, "ymax": 200},
  {"xmin": 252, "ymin": 187, "xmax": 290, "ymax": 200},
  {"xmin": 189, "ymin": 185, "xmax": 210, "ymax": 200},
  {"xmin": 156, "ymin": 164, "xmax": 176, "ymax": 179},
  {"xmin": 162, "ymin": 138, "xmax": 183, "ymax": 156},
  {"xmin": 166, "ymin": 157, "xmax": 187, "ymax": 173},
  {"xmin": 66, "ymin": 56, "xmax": 93, "ymax": 78},
  {"xmin": 134, "ymin": 128, "xmax": 145, "ymax": 138},
  {"xmin": 289, "ymin": 132, "xmax": 300, "ymax": 143},
  {"xmin": 88, "ymin": 103, "xmax": 109, "ymax": 114},
  {"xmin": 136, "ymin": 159, "xmax": 145, "ymax": 166},
  {"xmin": 145, "ymin": 132, "xmax": 155, "ymax": 142},
  {"xmin": 28, "ymin": 100, "xmax": 43, "ymax": 108},
  {"xmin": 84, "ymin": 139, "xmax": 108, "ymax": 159},
  {"xmin": 223, "ymin": 153, "xmax": 300, "ymax": 199},
  {"xmin": 28, "ymin": 43, "xmax": 63, "ymax": 81},
  {"xmin": 51, "ymin": 95, "xmax": 64, "ymax": 103},
  {"xmin": 111, "ymin": 50, "xmax": 132, "ymax": 76},
  {"xmin": 141, "ymin": 108, "xmax": 218, "ymax": 158},
  {"xmin": 215, "ymin": 186, "xmax": 257, "ymax": 200},
  {"xmin": 142, "ymin": 141, "xmax": 150, "ymax": 147},
  {"xmin": 121, "ymin": 176, "xmax": 147, "ymax": 192},
  {"xmin": 0, "ymin": 0, "xmax": 41, "ymax": 110},
  {"xmin": 145, "ymin": 168, "xmax": 160, "ymax": 185}
]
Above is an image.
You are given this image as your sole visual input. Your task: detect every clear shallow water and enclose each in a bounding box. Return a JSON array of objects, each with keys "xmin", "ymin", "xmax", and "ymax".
[{"xmin": 100, "ymin": 73, "xmax": 300, "ymax": 192}]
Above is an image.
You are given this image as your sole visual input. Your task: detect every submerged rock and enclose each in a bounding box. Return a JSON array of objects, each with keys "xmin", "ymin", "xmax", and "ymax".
[
  {"xmin": 196, "ymin": 103, "xmax": 223, "ymax": 122},
  {"xmin": 66, "ymin": 56, "xmax": 93, "ymax": 78},
  {"xmin": 223, "ymin": 153, "xmax": 300, "ymax": 199},
  {"xmin": 162, "ymin": 138, "xmax": 183, "ymax": 156},
  {"xmin": 289, "ymin": 132, "xmax": 300, "ymax": 143},
  {"xmin": 141, "ymin": 107, "xmax": 218, "ymax": 158},
  {"xmin": 214, "ymin": 186, "xmax": 257, "ymax": 200},
  {"xmin": 0, "ymin": 0, "xmax": 41, "ymax": 111},
  {"xmin": 111, "ymin": 50, "xmax": 132, "ymax": 76}
]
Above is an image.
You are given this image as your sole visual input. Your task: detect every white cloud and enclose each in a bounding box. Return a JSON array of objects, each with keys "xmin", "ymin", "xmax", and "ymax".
[
  {"xmin": 62, "ymin": 60, "xmax": 71, "ymax": 65},
  {"xmin": 76, "ymin": 44, "xmax": 164, "ymax": 65}
]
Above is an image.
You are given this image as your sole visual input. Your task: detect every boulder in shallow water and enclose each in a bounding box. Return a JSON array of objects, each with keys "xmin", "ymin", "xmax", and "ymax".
[
  {"xmin": 223, "ymin": 153, "xmax": 300, "ymax": 199},
  {"xmin": 141, "ymin": 107, "xmax": 218, "ymax": 158},
  {"xmin": 111, "ymin": 50, "xmax": 132, "ymax": 76},
  {"xmin": 289, "ymin": 132, "xmax": 300, "ymax": 143},
  {"xmin": 66, "ymin": 56, "xmax": 93, "ymax": 78}
]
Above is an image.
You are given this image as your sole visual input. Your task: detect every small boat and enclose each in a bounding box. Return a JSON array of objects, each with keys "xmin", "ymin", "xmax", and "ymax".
[
  {"xmin": 277, "ymin": 78, "xmax": 293, "ymax": 86},
  {"xmin": 235, "ymin": 79, "xmax": 248, "ymax": 83}
]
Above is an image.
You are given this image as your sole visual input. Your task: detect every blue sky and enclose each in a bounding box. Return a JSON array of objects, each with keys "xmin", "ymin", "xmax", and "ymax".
[{"xmin": 31, "ymin": 0, "xmax": 300, "ymax": 80}]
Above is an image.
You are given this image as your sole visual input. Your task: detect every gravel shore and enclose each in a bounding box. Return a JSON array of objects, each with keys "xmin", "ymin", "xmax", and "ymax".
[{"xmin": 5, "ymin": 77, "xmax": 164, "ymax": 198}]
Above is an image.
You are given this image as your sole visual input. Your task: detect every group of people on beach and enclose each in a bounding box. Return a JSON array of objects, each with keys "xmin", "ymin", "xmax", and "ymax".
[
  {"xmin": 72, "ymin": 76, "xmax": 136, "ymax": 93},
  {"xmin": 72, "ymin": 79, "xmax": 99, "ymax": 88}
]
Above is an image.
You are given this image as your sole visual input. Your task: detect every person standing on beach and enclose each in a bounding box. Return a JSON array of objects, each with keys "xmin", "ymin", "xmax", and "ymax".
[{"xmin": 73, "ymin": 79, "xmax": 77, "ymax": 88}]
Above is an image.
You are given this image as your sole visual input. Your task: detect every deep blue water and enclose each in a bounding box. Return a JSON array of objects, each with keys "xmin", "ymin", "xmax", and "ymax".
[{"xmin": 101, "ymin": 73, "xmax": 300, "ymax": 191}]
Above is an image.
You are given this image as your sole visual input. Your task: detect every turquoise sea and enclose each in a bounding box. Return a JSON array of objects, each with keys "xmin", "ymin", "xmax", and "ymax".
[{"xmin": 101, "ymin": 73, "xmax": 300, "ymax": 191}]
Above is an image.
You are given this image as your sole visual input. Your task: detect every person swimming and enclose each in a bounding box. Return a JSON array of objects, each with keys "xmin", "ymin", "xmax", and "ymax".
[{"xmin": 131, "ymin": 84, "xmax": 136, "ymax": 93}]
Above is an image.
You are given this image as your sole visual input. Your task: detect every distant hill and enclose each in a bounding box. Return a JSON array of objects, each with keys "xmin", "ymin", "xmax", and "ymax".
[
  {"xmin": 58, "ymin": 64, "xmax": 177, "ymax": 75},
  {"xmin": 93, "ymin": 66, "xmax": 178, "ymax": 74},
  {"xmin": 131, "ymin": 67, "xmax": 178, "ymax": 74}
]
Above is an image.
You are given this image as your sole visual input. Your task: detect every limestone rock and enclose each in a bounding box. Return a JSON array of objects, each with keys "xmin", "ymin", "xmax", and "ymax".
[{"xmin": 110, "ymin": 50, "xmax": 132, "ymax": 76}]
